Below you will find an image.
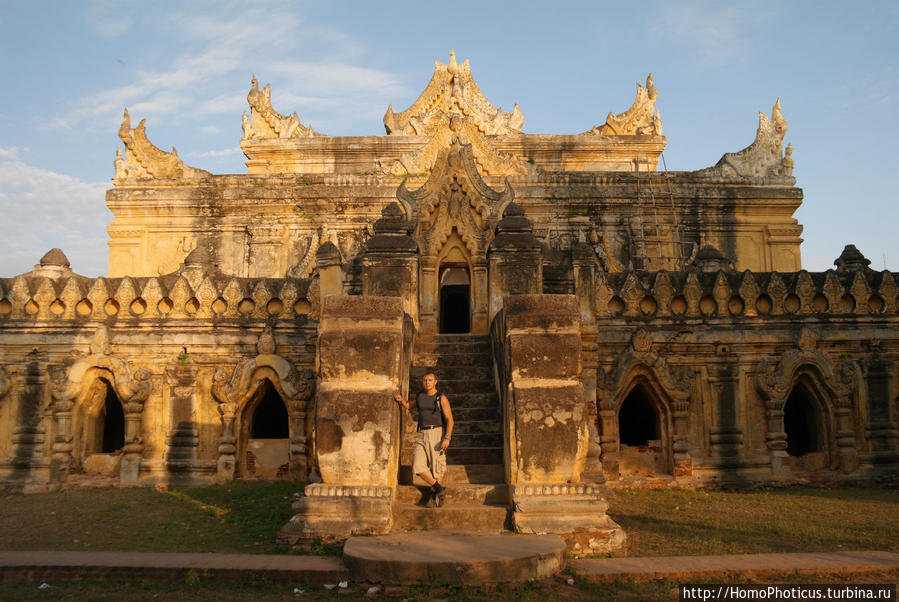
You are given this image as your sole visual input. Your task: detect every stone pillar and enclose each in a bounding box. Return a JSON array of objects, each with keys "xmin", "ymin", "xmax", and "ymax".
[
  {"xmin": 501, "ymin": 295, "xmax": 625, "ymax": 557},
  {"xmin": 419, "ymin": 255, "xmax": 438, "ymax": 333},
  {"xmin": 120, "ymin": 400, "xmax": 145, "ymax": 484},
  {"xmin": 315, "ymin": 242, "xmax": 343, "ymax": 299},
  {"xmin": 361, "ymin": 203, "xmax": 419, "ymax": 327},
  {"xmin": 572, "ymin": 243, "xmax": 602, "ymax": 481},
  {"xmin": 862, "ymin": 356, "xmax": 899, "ymax": 465},
  {"xmin": 164, "ymin": 365, "xmax": 200, "ymax": 481},
  {"xmin": 487, "ymin": 203, "xmax": 542, "ymax": 323},
  {"xmin": 470, "ymin": 258, "xmax": 489, "ymax": 334},
  {"xmin": 708, "ymin": 362, "xmax": 743, "ymax": 465},
  {"xmin": 216, "ymin": 404, "xmax": 237, "ymax": 482},
  {"xmin": 763, "ymin": 399, "xmax": 789, "ymax": 477},
  {"xmin": 279, "ymin": 296, "xmax": 413, "ymax": 544},
  {"xmin": 834, "ymin": 398, "xmax": 859, "ymax": 473}
]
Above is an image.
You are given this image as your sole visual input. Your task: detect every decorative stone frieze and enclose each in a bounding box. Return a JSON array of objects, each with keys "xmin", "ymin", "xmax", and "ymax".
[
  {"xmin": 701, "ymin": 99, "xmax": 790, "ymax": 179},
  {"xmin": 211, "ymin": 326, "xmax": 315, "ymax": 481},
  {"xmin": 243, "ymin": 76, "xmax": 323, "ymax": 140},
  {"xmin": 585, "ymin": 74, "xmax": 662, "ymax": 137},
  {"xmin": 114, "ymin": 109, "xmax": 210, "ymax": 182}
]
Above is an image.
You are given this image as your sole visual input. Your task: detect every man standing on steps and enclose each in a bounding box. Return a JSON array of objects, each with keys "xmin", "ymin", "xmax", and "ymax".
[{"xmin": 394, "ymin": 371, "xmax": 454, "ymax": 507}]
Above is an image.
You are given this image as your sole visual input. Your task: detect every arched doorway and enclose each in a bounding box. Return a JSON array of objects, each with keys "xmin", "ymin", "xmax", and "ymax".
[
  {"xmin": 617, "ymin": 384, "xmax": 670, "ymax": 476},
  {"xmin": 783, "ymin": 380, "xmax": 829, "ymax": 470},
  {"xmin": 77, "ymin": 378, "xmax": 125, "ymax": 476},
  {"xmin": 439, "ymin": 265, "xmax": 470, "ymax": 333},
  {"xmin": 240, "ymin": 380, "xmax": 290, "ymax": 479}
]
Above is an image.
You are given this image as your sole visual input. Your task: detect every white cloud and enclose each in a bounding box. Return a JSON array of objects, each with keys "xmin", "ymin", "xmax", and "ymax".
[
  {"xmin": 48, "ymin": 5, "xmax": 407, "ymax": 135},
  {"xmin": 650, "ymin": 2, "xmax": 774, "ymax": 68},
  {"xmin": 0, "ymin": 159, "xmax": 109, "ymax": 277},
  {"xmin": 0, "ymin": 146, "xmax": 19, "ymax": 160},
  {"xmin": 189, "ymin": 147, "xmax": 242, "ymax": 159}
]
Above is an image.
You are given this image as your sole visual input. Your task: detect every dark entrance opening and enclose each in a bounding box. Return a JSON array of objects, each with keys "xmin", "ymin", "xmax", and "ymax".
[
  {"xmin": 439, "ymin": 266, "xmax": 470, "ymax": 334},
  {"xmin": 251, "ymin": 382, "xmax": 289, "ymax": 439},
  {"xmin": 784, "ymin": 386, "xmax": 820, "ymax": 457},
  {"xmin": 100, "ymin": 380, "xmax": 125, "ymax": 453},
  {"xmin": 618, "ymin": 386, "xmax": 659, "ymax": 446}
]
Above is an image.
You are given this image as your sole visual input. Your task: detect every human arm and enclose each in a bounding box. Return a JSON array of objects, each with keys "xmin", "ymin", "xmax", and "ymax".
[
  {"xmin": 394, "ymin": 394, "xmax": 410, "ymax": 410},
  {"xmin": 439, "ymin": 394, "xmax": 453, "ymax": 451}
]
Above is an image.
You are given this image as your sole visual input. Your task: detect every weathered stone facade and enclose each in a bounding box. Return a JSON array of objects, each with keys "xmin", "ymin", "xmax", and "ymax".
[{"xmin": 1, "ymin": 53, "xmax": 896, "ymax": 553}]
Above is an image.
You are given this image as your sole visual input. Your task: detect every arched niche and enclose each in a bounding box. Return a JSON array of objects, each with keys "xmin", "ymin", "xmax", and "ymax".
[
  {"xmin": 615, "ymin": 378, "xmax": 673, "ymax": 477},
  {"xmin": 782, "ymin": 373, "xmax": 834, "ymax": 471},
  {"xmin": 72, "ymin": 376, "xmax": 125, "ymax": 471},
  {"xmin": 212, "ymin": 341, "xmax": 314, "ymax": 482},
  {"xmin": 238, "ymin": 376, "xmax": 291, "ymax": 479}
]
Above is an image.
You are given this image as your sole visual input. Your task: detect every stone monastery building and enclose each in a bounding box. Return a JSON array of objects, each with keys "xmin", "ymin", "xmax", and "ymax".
[{"xmin": 0, "ymin": 53, "xmax": 896, "ymax": 551}]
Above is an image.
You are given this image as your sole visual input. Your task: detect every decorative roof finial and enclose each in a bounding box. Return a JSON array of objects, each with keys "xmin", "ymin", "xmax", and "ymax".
[{"xmin": 449, "ymin": 50, "xmax": 457, "ymax": 74}]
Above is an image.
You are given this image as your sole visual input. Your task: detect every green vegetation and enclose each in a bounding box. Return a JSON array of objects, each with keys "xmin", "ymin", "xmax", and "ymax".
[
  {"xmin": 0, "ymin": 480, "xmax": 301, "ymax": 554},
  {"xmin": 607, "ymin": 486, "xmax": 899, "ymax": 557}
]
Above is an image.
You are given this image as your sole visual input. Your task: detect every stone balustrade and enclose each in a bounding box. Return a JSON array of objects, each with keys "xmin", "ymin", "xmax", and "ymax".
[{"xmin": 0, "ymin": 273, "xmax": 315, "ymax": 322}]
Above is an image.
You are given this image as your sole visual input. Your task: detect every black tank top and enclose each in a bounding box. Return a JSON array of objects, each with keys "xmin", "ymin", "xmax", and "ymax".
[{"xmin": 415, "ymin": 390, "xmax": 443, "ymax": 429}]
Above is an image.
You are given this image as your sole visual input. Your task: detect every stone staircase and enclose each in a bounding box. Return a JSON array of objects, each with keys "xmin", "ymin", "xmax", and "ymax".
[{"xmin": 394, "ymin": 334, "xmax": 509, "ymax": 531}]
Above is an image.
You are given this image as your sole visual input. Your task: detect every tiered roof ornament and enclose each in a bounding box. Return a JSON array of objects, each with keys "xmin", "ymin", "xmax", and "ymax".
[
  {"xmin": 384, "ymin": 50, "xmax": 524, "ymax": 136},
  {"xmin": 242, "ymin": 76, "xmax": 324, "ymax": 140},
  {"xmin": 585, "ymin": 74, "xmax": 663, "ymax": 137},
  {"xmin": 114, "ymin": 109, "xmax": 210, "ymax": 182},
  {"xmin": 383, "ymin": 51, "xmax": 528, "ymax": 176},
  {"xmin": 701, "ymin": 99, "xmax": 791, "ymax": 179}
]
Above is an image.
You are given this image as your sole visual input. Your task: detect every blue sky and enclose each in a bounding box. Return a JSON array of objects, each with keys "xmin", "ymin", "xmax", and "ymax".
[{"xmin": 1, "ymin": 1, "xmax": 897, "ymax": 276}]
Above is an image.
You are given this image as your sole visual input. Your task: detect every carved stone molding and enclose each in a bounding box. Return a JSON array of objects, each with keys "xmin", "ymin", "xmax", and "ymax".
[
  {"xmin": 244, "ymin": 76, "xmax": 323, "ymax": 140},
  {"xmin": 397, "ymin": 141, "xmax": 513, "ymax": 260},
  {"xmin": 754, "ymin": 328, "xmax": 856, "ymax": 411},
  {"xmin": 702, "ymin": 99, "xmax": 790, "ymax": 179},
  {"xmin": 598, "ymin": 327, "xmax": 695, "ymax": 413},
  {"xmin": 211, "ymin": 326, "xmax": 315, "ymax": 480},
  {"xmin": 114, "ymin": 109, "xmax": 210, "ymax": 182},
  {"xmin": 0, "ymin": 366, "xmax": 11, "ymax": 403},
  {"xmin": 384, "ymin": 51, "xmax": 523, "ymax": 137},
  {"xmin": 585, "ymin": 74, "xmax": 662, "ymax": 136}
]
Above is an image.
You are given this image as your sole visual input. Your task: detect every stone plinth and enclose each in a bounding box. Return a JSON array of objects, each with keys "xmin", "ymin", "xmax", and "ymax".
[
  {"xmin": 280, "ymin": 295, "xmax": 413, "ymax": 543},
  {"xmin": 497, "ymin": 295, "xmax": 626, "ymax": 555}
]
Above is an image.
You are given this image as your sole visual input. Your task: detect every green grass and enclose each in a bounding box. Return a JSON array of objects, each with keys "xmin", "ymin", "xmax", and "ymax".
[
  {"xmin": 606, "ymin": 486, "xmax": 899, "ymax": 557},
  {"xmin": 1, "ymin": 483, "xmax": 896, "ymax": 560},
  {"xmin": 2, "ymin": 571, "xmax": 896, "ymax": 601},
  {"xmin": 0, "ymin": 480, "xmax": 301, "ymax": 554}
]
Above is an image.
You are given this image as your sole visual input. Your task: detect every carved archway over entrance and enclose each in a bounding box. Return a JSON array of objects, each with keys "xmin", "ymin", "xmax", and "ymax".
[
  {"xmin": 397, "ymin": 141, "xmax": 513, "ymax": 334},
  {"xmin": 51, "ymin": 326, "xmax": 150, "ymax": 484},
  {"xmin": 212, "ymin": 326, "xmax": 314, "ymax": 481},
  {"xmin": 597, "ymin": 328, "xmax": 694, "ymax": 480},
  {"xmin": 755, "ymin": 329, "xmax": 858, "ymax": 473}
]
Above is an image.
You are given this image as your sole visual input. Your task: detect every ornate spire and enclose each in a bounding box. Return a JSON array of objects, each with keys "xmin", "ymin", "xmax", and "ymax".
[
  {"xmin": 585, "ymin": 74, "xmax": 662, "ymax": 136},
  {"xmin": 383, "ymin": 51, "xmax": 524, "ymax": 137},
  {"xmin": 243, "ymin": 75, "xmax": 324, "ymax": 140},
  {"xmin": 114, "ymin": 109, "xmax": 210, "ymax": 182},
  {"xmin": 702, "ymin": 99, "xmax": 789, "ymax": 178}
]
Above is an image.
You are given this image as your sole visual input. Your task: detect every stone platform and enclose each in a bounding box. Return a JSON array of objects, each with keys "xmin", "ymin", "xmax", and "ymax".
[{"xmin": 342, "ymin": 530, "xmax": 566, "ymax": 585}]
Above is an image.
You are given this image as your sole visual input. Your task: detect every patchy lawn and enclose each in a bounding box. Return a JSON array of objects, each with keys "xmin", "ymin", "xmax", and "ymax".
[{"xmin": 607, "ymin": 486, "xmax": 899, "ymax": 557}]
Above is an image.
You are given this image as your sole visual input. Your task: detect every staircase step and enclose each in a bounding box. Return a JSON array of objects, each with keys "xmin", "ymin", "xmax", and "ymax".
[
  {"xmin": 392, "ymin": 504, "xmax": 510, "ymax": 532},
  {"xmin": 414, "ymin": 341, "xmax": 491, "ymax": 354},
  {"xmin": 453, "ymin": 419, "xmax": 502, "ymax": 434},
  {"xmin": 399, "ymin": 463, "xmax": 505, "ymax": 485},
  {"xmin": 396, "ymin": 484, "xmax": 509, "ymax": 506},
  {"xmin": 411, "ymin": 365, "xmax": 493, "ymax": 380},
  {"xmin": 421, "ymin": 378, "xmax": 495, "ymax": 394},
  {"xmin": 452, "ymin": 407, "xmax": 501, "ymax": 421},
  {"xmin": 450, "ymin": 433, "xmax": 503, "ymax": 447},
  {"xmin": 447, "ymin": 446, "xmax": 504, "ymax": 465},
  {"xmin": 412, "ymin": 352, "xmax": 492, "ymax": 367}
]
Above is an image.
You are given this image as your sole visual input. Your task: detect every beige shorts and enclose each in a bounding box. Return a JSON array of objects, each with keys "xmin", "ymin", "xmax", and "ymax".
[{"xmin": 412, "ymin": 427, "xmax": 446, "ymax": 481}]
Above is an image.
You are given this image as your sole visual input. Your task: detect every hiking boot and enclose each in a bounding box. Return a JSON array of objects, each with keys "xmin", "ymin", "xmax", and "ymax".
[{"xmin": 432, "ymin": 482, "xmax": 447, "ymax": 508}]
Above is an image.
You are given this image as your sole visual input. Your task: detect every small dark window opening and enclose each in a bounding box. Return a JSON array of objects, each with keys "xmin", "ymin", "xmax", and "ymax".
[
  {"xmin": 440, "ymin": 284, "xmax": 470, "ymax": 333},
  {"xmin": 251, "ymin": 382, "xmax": 289, "ymax": 439},
  {"xmin": 618, "ymin": 387, "xmax": 659, "ymax": 446},
  {"xmin": 784, "ymin": 386, "xmax": 820, "ymax": 457},
  {"xmin": 101, "ymin": 381, "xmax": 125, "ymax": 453}
]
